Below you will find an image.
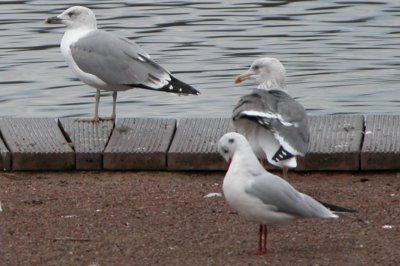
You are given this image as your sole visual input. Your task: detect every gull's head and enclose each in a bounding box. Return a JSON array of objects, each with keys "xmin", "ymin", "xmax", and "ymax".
[
  {"xmin": 45, "ymin": 6, "xmax": 97, "ymax": 30},
  {"xmin": 234, "ymin": 57, "xmax": 287, "ymax": 90},
  {"xmin": 218, "ymin": 132, "xmax": 248, "ymax": 162}
]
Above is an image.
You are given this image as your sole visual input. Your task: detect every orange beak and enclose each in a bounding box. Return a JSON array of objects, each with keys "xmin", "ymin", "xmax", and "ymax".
[{"xmin": 234, "ymin": 71, "xmax": 253, "ymax": 84}]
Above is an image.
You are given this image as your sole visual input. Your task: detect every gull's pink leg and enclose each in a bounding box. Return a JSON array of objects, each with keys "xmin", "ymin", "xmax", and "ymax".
[
  {"xmin": 94, "ymin": 88, "xmax": 100, "ymax": 121},
  {"xmin": 283, "ymin": 166, "xmax": 288, "ymax": 179},
  {"xmin": 110, "ymin": 91, "xmax": 117, "ymax": 120},
  {"xmin": 79, "ymin": 90, "xmax": 117, "ymax": 122},
  {"xmin": 250, "ymin": 224, "xmax": 267, "ymax": 255},
  {"xmin": 261, "ymin": 224, "xmax": 267, "ymax": 254}
]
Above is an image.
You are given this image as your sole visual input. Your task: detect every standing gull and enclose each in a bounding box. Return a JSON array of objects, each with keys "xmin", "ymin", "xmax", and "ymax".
[
  {"xmin": 218, "ymin": 132, "xmax": 353, "ymax": 255},
  {"xmin": 46, "ymin": 6, "xmax": 199, "ymax": 121},
  {"xmin": 232, "ymin": 57, "xmax": 308, "ymax": 178}
]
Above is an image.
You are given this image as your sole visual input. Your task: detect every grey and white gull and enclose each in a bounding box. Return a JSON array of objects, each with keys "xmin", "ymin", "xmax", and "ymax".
[
  {"xmin": 46, "ymin": 6, "xmax": 199, "ymax": 121},
  {"xmin": 232, "ymin": 57, "xmax": 308, "ymax": 178},
  {"xmin": 218, "ymin": 132, "xmax": 354, "ymax": 255}
]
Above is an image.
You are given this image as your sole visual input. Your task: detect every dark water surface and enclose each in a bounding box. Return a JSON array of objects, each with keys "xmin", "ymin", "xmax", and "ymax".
[{"xmin": 1, "ymin": 0, "xmax": 400, "ymax": 118}]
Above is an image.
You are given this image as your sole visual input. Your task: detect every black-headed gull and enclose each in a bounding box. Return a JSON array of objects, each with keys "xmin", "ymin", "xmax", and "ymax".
[
  {"xmin": 46, "ymin": 6, "xmax": 199, "ymax": 121},
  {"xmin": 218, "ymin": 132, "xmax": 353, "ymax": 255},
  {"xmin": 232, "ymin": 57, "xmax": 309, "ymax": 178}
]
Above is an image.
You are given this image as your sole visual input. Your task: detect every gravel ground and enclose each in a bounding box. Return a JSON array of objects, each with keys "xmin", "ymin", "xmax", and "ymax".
[{"xmin": 0, "ymin": 170, "xmax": 399, "ymax": 266}]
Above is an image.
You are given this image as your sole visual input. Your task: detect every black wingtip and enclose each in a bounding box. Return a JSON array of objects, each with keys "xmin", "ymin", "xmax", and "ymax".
[
  {"xmin": 319, "ymin": 200, "xmax": 357, "ymax": 213},
  {"xmin": 167, "ymin": 75, "xmax": 200, "ymax": 95},
  {"xmin": 272, "ymin": 146, "xmax": 294, "ymax": 163},
  {"xmin": 126, "ymin": 75, "xmax": 200, "ymax": 95}
]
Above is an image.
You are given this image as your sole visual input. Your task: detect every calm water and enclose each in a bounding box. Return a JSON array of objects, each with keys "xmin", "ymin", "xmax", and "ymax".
[{"xmin": 1, "ymin": 0, "xmax": 400, "ymax": 118}]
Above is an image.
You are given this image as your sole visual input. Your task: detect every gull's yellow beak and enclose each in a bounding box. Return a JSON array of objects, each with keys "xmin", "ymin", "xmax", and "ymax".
[{"xmin": 234, "ymin": 71, "xmax": 253, "ymax": 84}]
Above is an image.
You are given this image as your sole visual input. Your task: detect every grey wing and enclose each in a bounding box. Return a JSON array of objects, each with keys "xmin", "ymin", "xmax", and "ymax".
[
  {"xmin": 70, "ymin": 30, "xmax": 171, "ymax": 89},
  {"xmin": 246, "ymin": 173, "xmax": 333, "ymax": 218},
  {"xmin": 232, "ymin": 92, "xmax": 272, "ymax": 158},
  {"xmin": 270, "ymin": 90, "xmax": 309, "ymax": 155},
  {"xmin": 232, "ymin": 92, "xmax": 265, "ymax": 121},
  {"xmin": 233, "ymin": 89, "xmax": 309, "ymax": 156}
]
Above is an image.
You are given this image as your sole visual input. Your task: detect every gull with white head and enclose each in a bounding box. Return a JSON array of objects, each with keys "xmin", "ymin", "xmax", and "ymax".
[
  {"xmin": 218, "ymin": 132, "xmax": 354, "ymax": 255},
  {"xmin": 232, "ymin": 57, "xmax": 309, "ymax": 178},
  {"xmin": 46, "ymin": 6, "xmax": 199, "ymax": 121}
]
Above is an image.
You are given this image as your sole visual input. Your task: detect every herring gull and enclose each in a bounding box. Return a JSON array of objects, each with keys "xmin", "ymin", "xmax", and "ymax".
[
  {"xmin": 232, "ymin": 57, "xmax": 309, "ymax": 178},
  {"xmin": 46, "ymin": 6, "xmax": 199, "ymax": 121}
]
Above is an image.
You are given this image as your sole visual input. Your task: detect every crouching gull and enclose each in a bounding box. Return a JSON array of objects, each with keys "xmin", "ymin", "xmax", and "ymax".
[
  {"xmin": 46, "ymin": 6, "xmax": 199, "ymax": 121},
  {"xmin": 232, "ymin": 57, "xmax": 309, "ymax": 178},
  {"xmin": 218, "ymin": 132, "xmax": 355, "ymax": 255}
]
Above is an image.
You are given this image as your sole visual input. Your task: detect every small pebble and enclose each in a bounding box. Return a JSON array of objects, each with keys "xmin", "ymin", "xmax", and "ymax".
[
  {"xmin": 61, "ymin": 214, "xmax": 77, "ymax": 218},
  {"xmin": 382, "ymin": 225, "xmax": 393, "ymax": 230},
  {"xmin": 204, "ymin": 193, "xmax": 223, "ymax": 198}
]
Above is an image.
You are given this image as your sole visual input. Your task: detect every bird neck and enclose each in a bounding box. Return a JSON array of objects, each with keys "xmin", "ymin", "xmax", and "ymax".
[
  {"xmin": 66, "ymin": 18, "xmax": 97, "ymax": 31},
  {"xmin": 257, "ymin": 79, "xmax": 287, "ymax": 91},
  {"xmin": 229, "ymin": 146, "xmax": 265, "ymax": 177},
  {"xmin": 62, "ymin": 27, "xmax": 93, "ymax": 46}
]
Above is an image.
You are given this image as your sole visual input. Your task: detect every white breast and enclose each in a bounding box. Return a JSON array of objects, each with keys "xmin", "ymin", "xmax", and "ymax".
[{"xmin": 60, "ymin": 29, "xmax": 109, "ymax": 90}]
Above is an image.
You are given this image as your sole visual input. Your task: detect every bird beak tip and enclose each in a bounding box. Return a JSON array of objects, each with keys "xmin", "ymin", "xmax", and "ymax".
[
  {"xmin": 234, "ymin": 73, "xmax": 251, "ymax": 84},
  {"xmin": 45, "ymin": 16, "xmax": 62, "ymax": 24},
  {"xmin": 234, "ymin": 77, "xmax": 243, "ymax": 84}
]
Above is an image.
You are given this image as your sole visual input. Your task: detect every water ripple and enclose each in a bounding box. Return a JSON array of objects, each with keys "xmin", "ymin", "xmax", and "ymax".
[{"xmin": 0, "ymin": 0, "xmax": 399, "ymax": 118}]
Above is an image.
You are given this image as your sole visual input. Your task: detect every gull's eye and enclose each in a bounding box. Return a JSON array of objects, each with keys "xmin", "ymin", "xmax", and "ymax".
[
  {"xmin": 68, "ymin": 11, "xmax": 75, "ymax": 17},
  {"xmin": 253, "ymin": 65, "xmax": 260, "ymax": 71},
  {"xmin": 228, "ymin": 138, "xmax": 234, "ymax": 144}
]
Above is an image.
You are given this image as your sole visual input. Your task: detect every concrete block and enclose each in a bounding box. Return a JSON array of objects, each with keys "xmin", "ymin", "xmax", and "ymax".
[
  {"xmin": 103, "ymin": 118, "xmax": 175, "ymax": 170},
  {"xmin": 0, "ymin": 135, "xmax": 11, "ymax": 171},
  {"xmin": 59, "ymin": 119, "xmax": 114, "ymax": 170},
  {"xmin": 168, "ymin": 118, "xmax": 234, "ymax": 170},
  {"xmin": 361, "ymin": 115, "xmax": 400, "ymax": 170},
  {"xmin": 0, "ymin": 118, "xmax": 74, "ymax": 170},
  {"xmin": 297, "ymin": 115, "xmax": 364, "ymax": 171}
]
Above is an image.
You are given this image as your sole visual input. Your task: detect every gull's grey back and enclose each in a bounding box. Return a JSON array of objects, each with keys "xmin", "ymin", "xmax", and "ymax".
[
  {"xmin": 70, "ymin": 30, "xmax": 167, "ymax": 86},
  {"xmin": 233, "ymin": 89, "xmax": 309, "ymax": 155},
  {"xmin": 245, "ymin": 172, "xmax": 335, "ymax": 219}
]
